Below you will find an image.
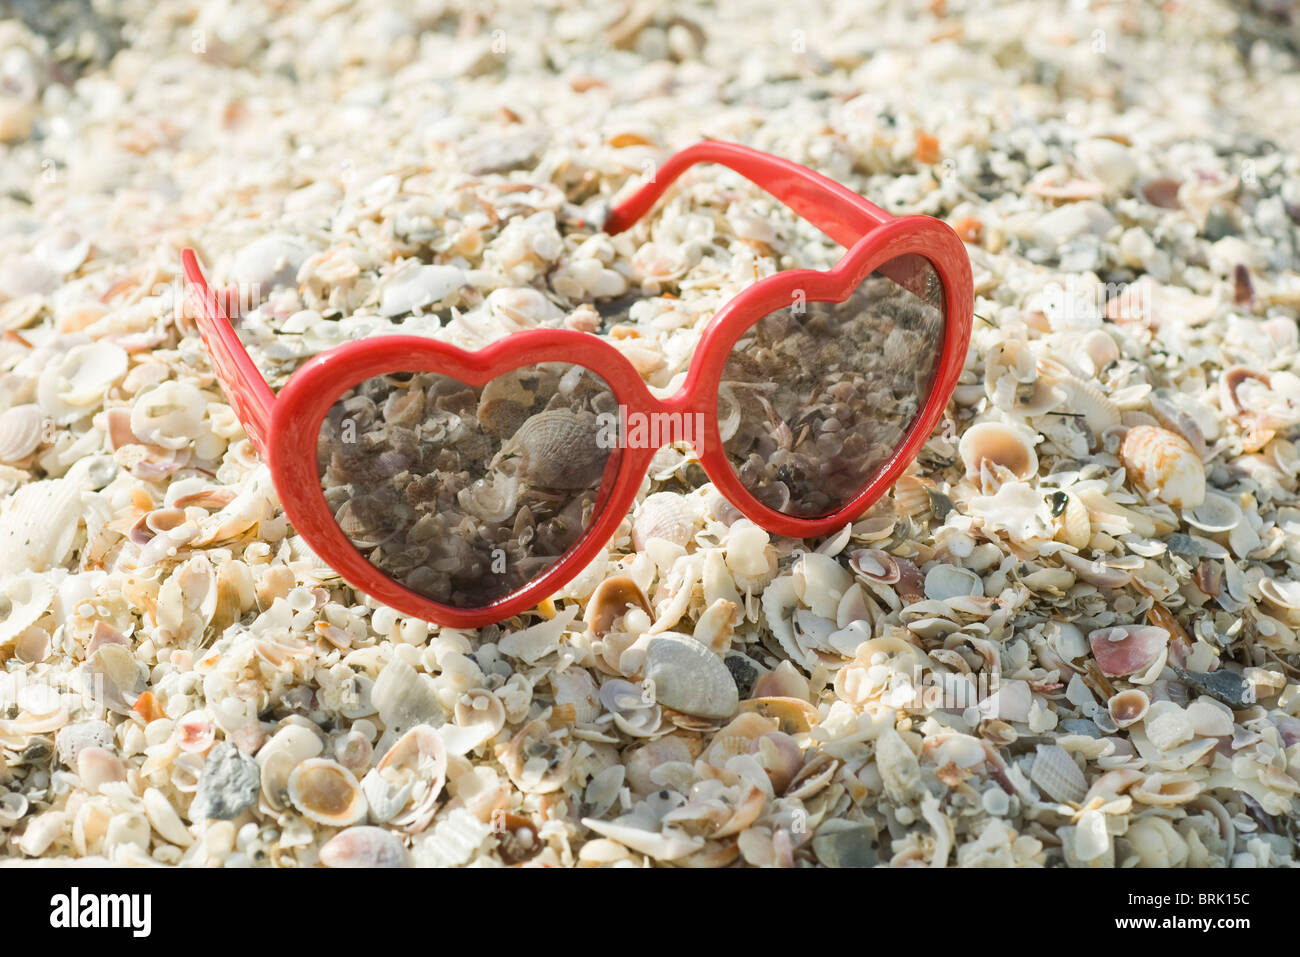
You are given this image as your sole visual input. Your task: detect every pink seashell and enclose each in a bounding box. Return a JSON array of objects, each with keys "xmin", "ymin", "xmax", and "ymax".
[{"xmin": 1088, "ymin": 625, "xmax": 1169, "ymax": 677}]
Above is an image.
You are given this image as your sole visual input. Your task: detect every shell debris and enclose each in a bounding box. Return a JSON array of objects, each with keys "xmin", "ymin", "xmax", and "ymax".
[{"xmin": 0, "ymin": 0, "xmax": 1298, "ymax": 871}]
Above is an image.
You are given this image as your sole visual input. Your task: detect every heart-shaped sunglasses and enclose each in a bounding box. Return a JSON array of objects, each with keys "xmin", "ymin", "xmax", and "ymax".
[{"xmin": 182, "ymin": 140, "xmax": 972, "ymax": 627}]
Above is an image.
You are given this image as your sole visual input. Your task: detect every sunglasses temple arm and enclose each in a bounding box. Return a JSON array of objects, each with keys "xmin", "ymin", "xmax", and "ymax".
[
  {"xmin": 180, "ymin": 249, "xmax": 275, "ymax": 459},
  {"xmin": 603, "ymin": 140, "xmax": 892, "ymax": 247}
]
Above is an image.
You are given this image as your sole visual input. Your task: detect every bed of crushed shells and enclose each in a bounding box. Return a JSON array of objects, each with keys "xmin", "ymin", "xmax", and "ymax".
[{"xmin": 1, "ymin": 0, "xmax": 1300, "ymax": 868}]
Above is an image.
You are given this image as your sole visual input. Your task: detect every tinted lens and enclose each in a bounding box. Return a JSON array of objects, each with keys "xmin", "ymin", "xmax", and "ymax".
[
  {"xmin": 718, "ymin": 254, "xmax": 946, "ymax": 518},
  {"xmin": 318, "ymin": 363, "xmax": 618, "ymax": 608}
]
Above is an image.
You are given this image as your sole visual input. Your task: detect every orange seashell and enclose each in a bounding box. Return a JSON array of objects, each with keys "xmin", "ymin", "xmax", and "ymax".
[
  {"xmin": 132, "ymin": 690, "xmax": 165, "ymax": 724},
  {"xmin": 915, "ymin": 132, "xmax": 941, "ymax": 165},
  {"xmin": 1119, "ymin": 425, "xmax": 1205, "ymax": 507}
]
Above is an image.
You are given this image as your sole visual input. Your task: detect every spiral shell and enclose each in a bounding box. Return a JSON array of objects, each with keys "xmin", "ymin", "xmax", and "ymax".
[{"xmin": 1119, "ymin": 425, "xmax": 1205, "ymax": 507}]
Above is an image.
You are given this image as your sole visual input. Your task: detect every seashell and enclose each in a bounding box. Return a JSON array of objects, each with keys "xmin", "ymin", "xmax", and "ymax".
[
  {"xmin": 503, "ymin": 408, "xmax": 607, "ymax": 489},
  {"xmin": 155, "ymin": 554, "xmax": 218, "ymax": 646},
  {"xmin": 497, "ymin": 718, "xmax": 571, "ymax": 794},
  {"xmin": 1107, "ymin": 689, "xmax": 1150, "ymax": 728},
  {"xmin": 1259, "ymin": 577, "xmax": 1300, "ymax": 625},
  {"xmin": 958, "ymin": 421, "xmax": 1038, "ymax": 492},
  {"xmin": 1030, "ymin": 744, "xmax": 1086, "ymax": 805},
  {"xmin": 738, "ymin": 696, "xmax": 818, "ymax": 736},
  {"xmin": 693, "ymin": 597, "xmax": 739, "ymax": 653},
  {"xmin": 486, "ymin": 286, "xmax": 564, "ymax": 328},
  {"xmin": 1088, "ymin": 625, "xmax": 1169, "ymax": 679},
  {"xmin": 320, "ymin": 826, "xmax": 410, "ymax": 867},
  {"xmin": 0, "ymin": 404, "xmax": 46, "ymax": 462},
  {"xmin": 231, "ymin": 234, "xmax": 315, "ymax": 292},
  {"xmin": 1059, "ymin": 551, "xmax": 1131, "ymax": 589},
  {"xmin": 1183, "ymin": 491, "xmax": 1241, "ymax": 534},
  {"xmin": 1220, "ymin": 366, "xmax": 1300, "ymax": 437},
  {"xmin": 643, "ymin": 633, "xmax": 738, "ymax": 720},
  {"xmin": 18, "ymin": 811, "xmax": 67, "ymax": 857},
  {"xmin": 288, "ymin": 758, "xmax": 368, "ymax": 827},
  {"xmin": 1037, "ymin": 364, "xmax": 1120, "ymax": 436},
  {"xmin": 923, "ymin": 564, "xmax": 983, "ymax": 602},
  {"xmin": 130, "ymin": 381, "xmax": 207, "ymax": 450},
  {"xmin": 14, "ymin": 625, "xmax": 50, "ymax": 663},
  {"xmin": 581, "ymin": 816, "xmax": 704, "ymax": 861},
  {"xmin": 34, "ymin": 229, "xmax": 91, "ymax": 276},
  {"xmin": 875, "ymin": 728, "xmax": 924, "ymax": 805},
  {"xmin": 143, "ymin": 788, "xmax": 194, "ymax": 847},
  {"xmin": 37, "ymin": 343, "xmax": 128, "ymax": 423},
  {"xmin": 1026, "ymin": 164, "xmax": 1105, "ymax": 202},
  {"xmin": 379, "ymin": 263, "xmax": 467, "ymax": 317},
  {"xmin": 1136, "ymin": 176, "xmax": 1182, "ymax": 208},
  {"xmin": 257, "ymin": 725, "xmax": 325, "ymax": 811},
  {"xmin": 1074, "ymin": 137, "xmax": 1138, "ymax": 193},
  {"xmin": 550, "ymin": 668, "xmax": 601, "ymax": 725},
  {"xmin": 1051, "ymin": 492, "xmax": 1091, "ymax": 549},
  {"xmin": 84, "ymin": 642, "xmax": 145, "ymax": 715},
  {"xmin": 0, "ymin": 791, "xmax": 30, "ymax": 827},
  {"xmin": 76, "ymin": 746, "xmax": 126, "ymax": 792},
  {"xmin": 443, "ymin": 689, "xmax": 507, "ymax": 755},
  {"xmin": 1130, "ymin": 772, "xmax": 1202, "ymax": 807},
  {"xmin": 812, "ymin": 819, "xmax": 878, "ymax": 868},
  {"xmin": 631, "ymin": 491, "xmax": 699, "ymax": 550},
  {"xmin": 0, "ymin": 573, "xmax": 56, "ymax": 645},
  {"xmin": 372, "ymin": 658, "xmax": 441, "ymax": 734},
  {"xmin": 584, "ymin": 575, "xmax": 652, "ymax": 638},
  {"xmin": 0, "ymin": 472, "xmax": 86, "ymax": 577},
  {"xmin": 362, "ymin": 724, "xmax": 447, "ymax": 830},
  {"xmin": 1119, "ymin": 425, "xmax": 1205, "ymax": 508},
  {"xmin": 175, "ymin": 710, "xmax": 216, "ymax": 753}
]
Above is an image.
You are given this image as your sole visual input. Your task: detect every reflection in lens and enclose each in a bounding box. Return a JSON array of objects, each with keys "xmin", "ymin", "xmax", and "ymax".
[
  {"xmin": 317, "ymin": 363, "xmax": 618, "ymax": 608},
  {"xmin": 719, "ymin": 254, "xmax": 946, "ymax": 518}
]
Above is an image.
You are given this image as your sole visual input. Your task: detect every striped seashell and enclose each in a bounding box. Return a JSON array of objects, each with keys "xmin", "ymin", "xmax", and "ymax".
[
  {"xmin": 1119, "ymin": 425, "xmax": 1206, "ymax": 507},
  {"xmin": 0, "ymin": 404, "xmax": 46, "ymax": 462},
  {"xmin": 1052, "ymin": 492, "xmax": 1091, "ymax": 549},
  {"xmin": 1030, "ymin": 744, "xmax": 1086, "ymax": 804}
]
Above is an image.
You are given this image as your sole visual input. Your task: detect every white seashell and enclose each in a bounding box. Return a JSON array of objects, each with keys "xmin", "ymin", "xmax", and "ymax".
[
  {"xmin": 231, "ymin": 233, "xmax": 315, "ymax": 291},
  {"xmin": 550, "ymin": 668, "xmax": 601, "ymax": 724},
  {"xmin": 361, "ymin": 724, "xmax": 446, "ymax": 832},
  {"xmin": 631, "ymin": 492, "xmax": 699, "ymax": 550},
  {"xmin": 372, "ymin": 658, "xmax": 442, "ymax": 733},
  {"xmin": 1107, "ymin": 689, "xmax": 1150, "ymax": 728},
  {"xmin": 1073, "ymin": 808, "xmax": 1111, "ymax": 862},
  {"xmin": 793, "ymin": 553, "xmax": 852, "ymax": 619},
  {"xmin": 34, "ymin": 228, "xmax": 91, "ymax": 276},
  {"xmin": 18, "ymin": 811, "xmax": 66, "ymax": 857},
  {"xmin": 1183, "ymin": 491, "xmax": 1241, "ymax": 533},
  {"xmin": 643, "ymin": 633, "xmax": 738, "ymax": 719},
  {"xmin": 1038, "ymin": 366, "xmax": 1121, "ymax": 436},
  {"xmin": 923, "ymin": 565, "xmax": 983, "ymax": 602},
  {"xmin": 155, "ymin": 554, "xmax": 218, "ymax": 646},
  {"xmin": 379, "ymin": 263, "xmax": 467, "ymax": 317},
  {"xmin": 580, "ymin": 816, "xmax": 704, "ymax": 860},
  {"xmin": 1030, "ymin": 744, "xmax": 1086, "ymax": 804},
  {"xmin": 257, "ymin": 725, "xmax": 324, "ymax": 811},
  {"xmin": 130, "ymin": 381, "xmax": 207, "ymax": 450},
  {"xmin": 321, "ymin": 826, "xmax": 410, "ymax": 867},
  {"xmin": 0, "ymin": 404, "xmax": 46, "ymax": 462},
  {"xmin": 1186, "ymin": 698, "xmax": 1233, "ymax": 737},
  {"xmin": 958, "ymin": 421, "xmax": 1038, "ymax": 492},
  {"xmin": 37, "ymin": 343, "xmax": 128, "ymax": 421},
  {"xmin": 1074, "ymin": 138, "xmax": 1138, "ymax": 193},
  {"xmin": 1143, "ymin": 700, "xmax": 1194, "ymax": 751},
  {"xmin": 875, "ymin": 728, "xmax": 924, "ymax": 805},
  {"xmin": 76, "ymin": 747, "xmax": 126, "ymax": 792},
  {"xmin": 1129, "ymin": 773, "xmax": 1203, "ymax": 808},
  {"xmin": 288, "ymin": 758, "xmax": 368, "ymax": 827},
  {"xmin": 0, "ymin": 790, "xmax": 29, "ymax": 826},
  {"xmin": 724, "ymin": 519, "xmax": 774, "ymax": 580},
  {"xmin": 0, "ymin": 573, "xmax": 55, "ymax": 644},
  {"xmin": 486, "ymin": 286, "xmax": 564, "ymax": 328},
  {"xmin": 442, "ymin": 689, "xmax": 506, "ymax": 755},
  {"xmin": 143, "ymin": 787, "xmax": 194, "ymax": 847},
  {"xmin": 55, "ymin": 719, "xmax": 115, "ymax": 766},
  {"xmin": 1120, "ymin": 425, "xmax": 1205, "ymax": 508}
]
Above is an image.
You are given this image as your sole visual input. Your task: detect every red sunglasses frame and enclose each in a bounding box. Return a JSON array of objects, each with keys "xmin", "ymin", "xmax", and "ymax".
[{"xmin": 181, "ymin": 140, "xmax": 972, "ymax": 627}]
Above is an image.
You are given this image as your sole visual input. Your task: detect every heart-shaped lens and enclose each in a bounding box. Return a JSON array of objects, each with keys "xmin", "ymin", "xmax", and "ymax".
[
  {"xmin": 718, "ymin": 253, "xmax": 946, "ymax": 517},
  {"xmin": 317, "ymin": 363, "xmax": 619, "ymax": 608}
]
